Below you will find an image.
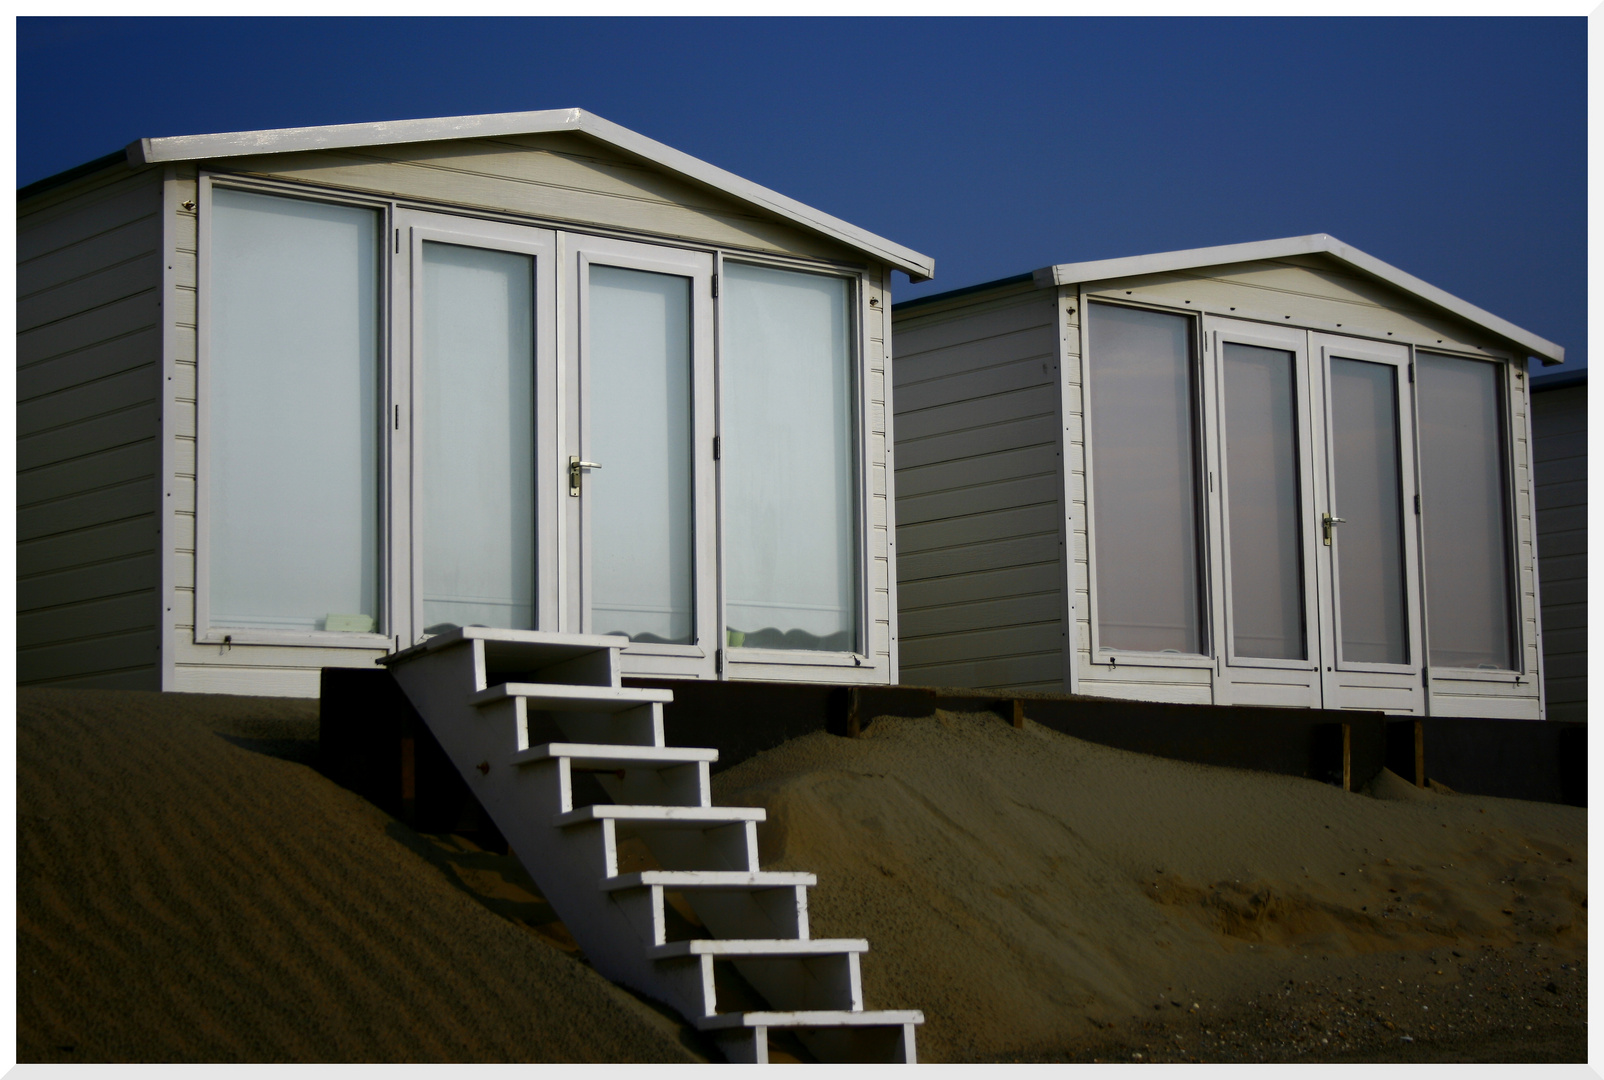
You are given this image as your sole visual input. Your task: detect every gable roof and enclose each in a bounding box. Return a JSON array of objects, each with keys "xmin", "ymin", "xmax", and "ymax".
[
  {"xmin": 117, "ymin": 108, "xmax": 932, "ymax": 282},
  {"xmin": 1031, "ymin": 234, "xmax": 1562, "ymax": 365}
]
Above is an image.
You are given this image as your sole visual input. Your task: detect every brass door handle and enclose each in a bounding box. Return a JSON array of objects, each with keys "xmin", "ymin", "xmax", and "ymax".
[
  {"xmin": 1322, "ymin": 513, "xmax": 1346, "ymax": 546},
  {"xmin": 569, "ymin": 456, "xmax": 602, "ymax": 497}
]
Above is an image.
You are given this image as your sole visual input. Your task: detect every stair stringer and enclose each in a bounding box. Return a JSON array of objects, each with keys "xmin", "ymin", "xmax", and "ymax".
[{"xmin": 387, "ymin": 639, "xmax": 677, "ymax": 1004}]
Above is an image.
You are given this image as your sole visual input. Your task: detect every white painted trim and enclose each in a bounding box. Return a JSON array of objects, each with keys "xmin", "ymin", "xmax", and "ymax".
[
  {"xmin": 1053, "ymin": 288, "xmax": 1077, "ymax": 694},
  {"xmin": 158, "ymin": 166, "xmax": 182, "ymax": 692},
  {"xmin": 878, "ymin": 266, "xmax": 901, "ymax": 685},
  {"xmin": 1520, "ymin": 365, "xmax": 1548, "ymax": 719},
  {"xmin": 126, "ymin": 108, "xmax": 935, "ymax": 282},
  {"xmin": 1037, "ymin": 234, "xmax": 1563, "ymax": 366}
]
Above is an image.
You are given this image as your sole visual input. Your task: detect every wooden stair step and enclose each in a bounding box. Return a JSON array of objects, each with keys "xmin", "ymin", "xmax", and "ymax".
[
  {"xmin": 600, "ymin": 870, "xmax": 815, "ymax": 892},
  {"xmin": 649, "ymin": 938, "xmax": 868, "ymax": 960},
  {"xmin": 511, "ymin": 742, "xmax": 717, "ymax": 770},
  {"xmin": 469, "ymin": 682, "xmax": 673, "ymax": 711},
  {"xmin": 557, "ymin": 804, "xmax": 763, "ymax": 828},
  {"xmin": 696, "ymin": 1009, "xmax": 925, "ymax": 1031}
]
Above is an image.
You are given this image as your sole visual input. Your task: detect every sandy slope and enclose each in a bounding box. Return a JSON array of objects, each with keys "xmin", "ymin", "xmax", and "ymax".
[
  {"xmin": 713, "ymin": 710, "xmax": 1587, "ymax": 1062},
  {"xmin": 16, "ymin": 690, "xmax": 1585, "ymax": 1063},
  {"xmin": 16, "ymin": 688, "xmax": 701, "ymax": 1063}
]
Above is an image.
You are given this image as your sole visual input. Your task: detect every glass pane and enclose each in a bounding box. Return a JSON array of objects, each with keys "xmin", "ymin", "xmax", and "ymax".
[
  {"xmin": 1086, "ymin": 303, "xmax": 1204, "ymax": 654},
  {"xmin": 722, "ymin": 263, "xmax": 856, "ymax": 652},
  {"xmin": 1417, "ymin": 354, "xmax": 1515, "ymax": 669},
  {"xmin": 208, "ymin": 188, "xmax": 379, "ymax": 632},
  {"xmin": 1223, "ymin": 343, "xmax": 1306, "ymax": 660},
  {"xmin": 1329, "ymin": 357, "xmax": 1408, "ymax": 664},
  {"xmin": 421, "ymin": 242, "xmax": 536, "ymax": 633},
  {"xmin": 587, "ymin": 265, "xmax": 694, "ymax": 644}
]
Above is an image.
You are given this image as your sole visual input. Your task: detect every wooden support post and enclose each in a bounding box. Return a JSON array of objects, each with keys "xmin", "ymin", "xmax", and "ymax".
[
  {"xmin": 1012, "ymin": 699, "xmax": 1025, "ymax": 729},
  {"xmin": 846, "ymin": 688, "xmax": 861, "ymax": 738},
  {"xmin": 1341, "ymin": 723, "xmax": 1351, "ymax": 793},
  {"xmin": 1414, "ymin": 720, "xmax": 1425, "ymax": 788},
  {"xmin": 400, "ymin": 735, "xmax": 416, "ymax": 820}
]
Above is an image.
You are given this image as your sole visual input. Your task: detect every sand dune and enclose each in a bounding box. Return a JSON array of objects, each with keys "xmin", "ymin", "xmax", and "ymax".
[
  {"xmin": 713, "ymin": 710, "xmax": 1587, "ymax": 1062},
  {"xmin": 16, "ymin": 690, "xmax": 1585, "ymax": 1063},
  {"xmin": 16, "ymin": 688, "xmax": 700, "ymax": 1063}
]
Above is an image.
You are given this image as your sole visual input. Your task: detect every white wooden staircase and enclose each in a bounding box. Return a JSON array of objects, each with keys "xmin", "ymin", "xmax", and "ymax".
[{"xmin": 381, "ymin": 626, "xmax": 922, "ymax": 1063}]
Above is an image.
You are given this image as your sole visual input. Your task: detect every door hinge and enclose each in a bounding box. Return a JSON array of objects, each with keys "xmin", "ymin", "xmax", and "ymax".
[
  {"xmin": 711, "ymin": 272, "xmax": 719, "ymax": 298},
  {"xmin": 715, "ymin": 647, "xmax": 724, "ymax": 675},
  {"xmin": 394, "ymin": 404, "xmax": 399, "ymax": 430},
  {"xmin": 1414, "ymin": 493, "xmax": 1421, "ymax": 514},
  {"xmin": 712, "ymin": 435, "xmax": 721, "ymax": 460},
  {"xmin": 1408, "ymin": 362, "xmax": 1415, "ymax": 383},
  {"xmin": 394, "ymin": 229, "xmax": 400, "ymax": 254}
]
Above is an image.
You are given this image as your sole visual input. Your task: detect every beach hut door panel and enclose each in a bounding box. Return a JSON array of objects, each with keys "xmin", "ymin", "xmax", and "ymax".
[
  {"xmin": 398, "ymin": 212, "xmax": 559, "ymax": 645},
  {"xmin": 1309, "ymin": 333, "xmax": 1423, "ymax": 714},
  {"xmin": 1206, "ymin": 319, "xmax": 1424, "ymax": 713},
  {"xmin": 568, "ymin": 237, "xmax": 717, "ymax": 679},
  {"xmin": 1206, "ymin": 320, "xmax": 1322, "ymax": 708}
]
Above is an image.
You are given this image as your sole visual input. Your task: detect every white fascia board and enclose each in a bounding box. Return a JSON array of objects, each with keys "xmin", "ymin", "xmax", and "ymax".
[
  {"xmin": 1038, "ymin": 234, "xmax": 1563, "ymax": 365},
  {"xmin": 128, "ymin": 108, "xmax": 935, "ymax": 282}
]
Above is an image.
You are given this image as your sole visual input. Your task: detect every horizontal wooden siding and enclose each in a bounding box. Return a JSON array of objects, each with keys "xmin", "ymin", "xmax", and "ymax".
[
  {"xmin": 893, "ymin": 287, "xmax": 1067, "ymax": 692},
  {"xmin": 18, "ymin": 165, "xmax": 163, "ymax": 688}
]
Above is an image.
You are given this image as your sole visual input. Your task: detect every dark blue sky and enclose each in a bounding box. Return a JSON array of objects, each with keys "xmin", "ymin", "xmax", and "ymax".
[{"xmin": 19, "ymin": 17, "xmax": 1585, "ymax": 368}]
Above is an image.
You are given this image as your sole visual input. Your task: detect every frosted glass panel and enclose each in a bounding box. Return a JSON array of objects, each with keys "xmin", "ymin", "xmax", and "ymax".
[
  {"xmin": 722, "ymin": 263, "xmax": 856, "ymax": 652},
  {"xmin": 208, "ymin": 188, "xmax": 379, "ymax": 632},
  {"xmin": 1329, "ymin": 357, "xmax": 1408, "ymax": 664},
  {"xmin": 1417, "ymin": 354, "xmax": 1515, "ymax": 669},
  {"xmin": 421, "ymin": 242, "xmax": 536, "ymax": 633},
  {"xmin": 1223, "ymin": 343, "xmax": 1306, "ymax": 660},
  {"xmin": 587, "ymin": 265, "xmax": 693, "ymax": 644},
  {"xmin": 1087, "ymin": 303, "xmax": 1203, "ymax": 654}
]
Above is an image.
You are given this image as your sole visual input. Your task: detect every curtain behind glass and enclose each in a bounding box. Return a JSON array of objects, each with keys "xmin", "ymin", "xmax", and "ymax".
[
  {"xmin": 1417, "ymin": 354, "xmax": 1515, "ymax": 669},
  {"xmin": 1086, "ymin": 303, "xmax": 1203, "ymax": 654},
  {"xmin": 208, "ymin": 188, "xmax": 379, "ymax": 632},
  {"xmin": 421, "ymin": 242, "xmax": 536, "ymax": 634},
  {"xmin": 1223, "ymin": 343, "xmax": 1306, "ymax": 660},
  {"xmin": 1329, "ymin": 358, "xmax": 1408, "ymax": 664},
  {"xmin": 587, "ymin": 265, "xmax": 695, "ymax": 644},
  {"xmin": 721, "ymin": 263, "xmax": 856, "ymax": 652}
]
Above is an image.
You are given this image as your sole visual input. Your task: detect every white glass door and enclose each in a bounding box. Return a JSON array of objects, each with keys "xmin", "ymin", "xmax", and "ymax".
[
  {"xmin": 396, "ymin": 210, "xmax": 558, "ymax": 647},
  {"xmin": 1310, "ymin": 333, "xmax": 1424, "ymax": 713},
  {"xmin": 566, "ymin": 235, "xmax": 716, "ymax": 678},
  {"xmin": 1205, "ymin": 318, "xmax": 1322, "ymax": 707}
]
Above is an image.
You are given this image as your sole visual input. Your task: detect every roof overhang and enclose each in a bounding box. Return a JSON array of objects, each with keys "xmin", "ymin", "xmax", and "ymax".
[
  {"xmin": 1032, "ymin": 234, "xmax": 1562, "ymax": 366},
  {"xmin": 123, "ymin": 108, "xmax": 933, "ymax": 282}
]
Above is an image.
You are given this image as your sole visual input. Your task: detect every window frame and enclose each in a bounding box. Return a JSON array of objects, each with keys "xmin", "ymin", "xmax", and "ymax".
[
  {"xmin": 1079, "ymin": 297, "xmax": 1214, "ymax": 670},
  {"xmin": 715, "ymin": 251, "xmax": 874, "ymax": 675},
  {"xmin": 192, "ymin": 174, "xmax": 396, "ymax": 650},
  {"xmin": 1411, "ymin": 345, "xmax": 1527, "ymax": 681}
]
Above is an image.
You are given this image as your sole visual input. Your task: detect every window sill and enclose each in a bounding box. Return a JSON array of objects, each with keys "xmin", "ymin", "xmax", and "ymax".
[
  {"xmin": 728, "ymin": 647, "xmax": 872, "ymax": 668},
  {"xmin": 1428, "ymin": 666, "xmax": 1527, "ymax": 685},
  {"xmin": 196, "ymin": 628, "xmax": 392, "ymax": 650},
  {"xmin": 1093, "ymin": 650, "xmax": 1214, "ymax": 670}
]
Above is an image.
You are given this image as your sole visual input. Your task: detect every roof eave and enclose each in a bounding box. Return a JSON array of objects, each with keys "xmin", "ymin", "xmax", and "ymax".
[
  {"xmin": 1037, "ymin": 234, "xmax": 1562, "ymax": 366},
  {"xmin": 127, "ymin": 108, "xmax": 935, "ymax": 282}
]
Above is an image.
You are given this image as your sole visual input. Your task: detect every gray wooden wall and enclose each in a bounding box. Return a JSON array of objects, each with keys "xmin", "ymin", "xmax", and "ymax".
[
  {"xmin": 891, "ymin": 284, "xmax": 1068, "ymax": 692},
  {"xmin": 18, "ymin": 164, "xmax": 164, "ymax": 688},
  {"xmin": 1532, "ymin": 374, "xmax": 1587, "ymax": 722}
]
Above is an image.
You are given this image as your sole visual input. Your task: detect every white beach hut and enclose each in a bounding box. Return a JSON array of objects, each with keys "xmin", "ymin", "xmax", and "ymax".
[
  {"xmin": 892, "ymin": 236, "xmax": 1563, "ymax": 718},
  {"xmin": 19, "ymin": 109, "xmax": 932, "ymax": 696}
]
